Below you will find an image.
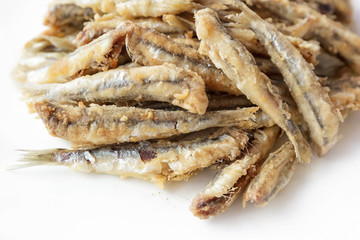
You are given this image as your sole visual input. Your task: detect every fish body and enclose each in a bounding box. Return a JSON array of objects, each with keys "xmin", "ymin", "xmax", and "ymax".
[
  {"xmin": 17, "ymin": 128, "xmax": 248, "ymax": 188},
  {"xmin": 34, "ymin": 100, "xmax": 258, "ymax": 147},
  {"xmin": 26, "ymin": 63, "xmax": 208, "ymax": 114}
]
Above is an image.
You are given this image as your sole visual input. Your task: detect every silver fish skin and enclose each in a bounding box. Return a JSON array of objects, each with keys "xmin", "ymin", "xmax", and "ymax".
[
  {"xmin": 125, "ymin": 23, "xmax": 242, "ymax": 95},
  {"xmin": 234, "ymin": 2, "xmax": 341, "ymax": 157},
  {"xmin": 25, "ymin": 63, "xmax": 208, "ymax": 114},
  {"xmin": 16, "ymin": 128, "xmax": 248, "ymax": 188},
  {"xmin": 191, "ymin": 126, "xmax": 281, "ymax": 219},
  {"xmin": 194, "ymin": 8, "xmax": 311, "ymax": 163},
  {"xmin": 34, "ymin": 100, "xmax": 259, "ymax": 147},
  {"xmin": 242, "ymin": 141, "xmax": 297, "ymax": 207}
]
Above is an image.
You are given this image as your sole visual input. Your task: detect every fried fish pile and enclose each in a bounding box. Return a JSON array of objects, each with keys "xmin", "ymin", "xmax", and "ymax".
[{"xmin": 13, "ymin": 0, "xmax": 360, "ymax": 219}]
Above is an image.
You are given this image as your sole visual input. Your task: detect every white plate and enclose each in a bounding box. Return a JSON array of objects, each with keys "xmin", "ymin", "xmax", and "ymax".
[{"xmin": 1, "ymin": 1, "xmax": 360, "ymax": 239}]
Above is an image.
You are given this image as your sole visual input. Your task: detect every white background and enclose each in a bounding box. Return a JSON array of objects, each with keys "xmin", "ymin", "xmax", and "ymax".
[{"xmin": 1, "ymin": 1, "xmax": 360, "ymax": 239}]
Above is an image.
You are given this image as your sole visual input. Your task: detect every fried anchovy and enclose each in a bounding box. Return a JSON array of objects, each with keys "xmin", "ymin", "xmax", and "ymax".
[
  {"xmin": 226, "ymin": 23, "xmax": 321, "ymax": 65},
  {"xmin": 12, "ymin": 33, "xmax": 75, "ymax": 83},
  {"xmin": 44, "ymin": 3, "xmax": 94, "ymax": 29},
  {"xmin": 126, "ymin": 23, "xmax": 242, "ymax": 95},
  {"xmin": 240, "ymin": 72, "xmax": 360, "ymax": 208},
  {"xmin": 234, "ymin": 2, "xmax": 341, "ymax": 156},
  {"xmin": 116, "ymin": 93, "xmax": 253, "ymax": 111},
  {"xmin": 44, "ymin": 25, "xmax": 131, "ymax": 83},
  {"xmin": 25, "ymin": 63, "xmax": 208, "ymax": 114},
  {"xmin": 252, "ymin": 0, "xmax": 360, "ymax": 74},
  {"xmin": 54, "ymin": 0, "xmax": 194, "ymax": 18},
  {"xmin": 279, "ymin": 16, "xmax": 316, "ymax": 38},
  {"xmin": 76, "ymin": 14, "xmax": 191, "ymax": 46},
  {"xmin": 243, "ymin": 141, "xmax": 297, "ymax": 207},
  {"xmin": 191, "ymin": 126, "xmax": 281, "ymax": 219},
  {"xmin": 14, "ymin": 128, "xmax": 248, "ymax": 188},
  {"xmin": 114, "ymin": 0, "xmax": 194, "ymax": 18},
  {"xmin": 195, "ymin": 8, "xmax": 311, "ymax": 163},
  {"xmin": 34, "ymin": 100, "xmax": 259, "ymax": 147}
]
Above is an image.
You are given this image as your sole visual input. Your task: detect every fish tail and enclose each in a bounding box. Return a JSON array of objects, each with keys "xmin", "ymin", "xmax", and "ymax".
[{"xmin": 7, "ymin": 149, "xmax": 59, "ymax": 170}]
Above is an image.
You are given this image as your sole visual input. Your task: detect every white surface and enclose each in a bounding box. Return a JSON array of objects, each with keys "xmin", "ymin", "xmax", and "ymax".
[{"xmin": 1, "ymin": 1, "xmax": 360, "ymax": 239}]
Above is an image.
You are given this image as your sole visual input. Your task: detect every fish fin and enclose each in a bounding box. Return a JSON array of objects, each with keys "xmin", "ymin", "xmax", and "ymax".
[{"xmin": 7, "ymin": 149, "xmax": 60, "ymax": 170}]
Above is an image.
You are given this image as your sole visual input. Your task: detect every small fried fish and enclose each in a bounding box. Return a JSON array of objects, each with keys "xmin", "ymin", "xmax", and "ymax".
[
  {"xmin": 14, "ymin": 128, "xmax": 248, "ymax": 188},
  {"xmin": 25, "ymin": 63, "xmax": 208, "ymax": 114},
  {"xmin": 34, "ymin": 100, "xmax": 259, "ymax": 147}
]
